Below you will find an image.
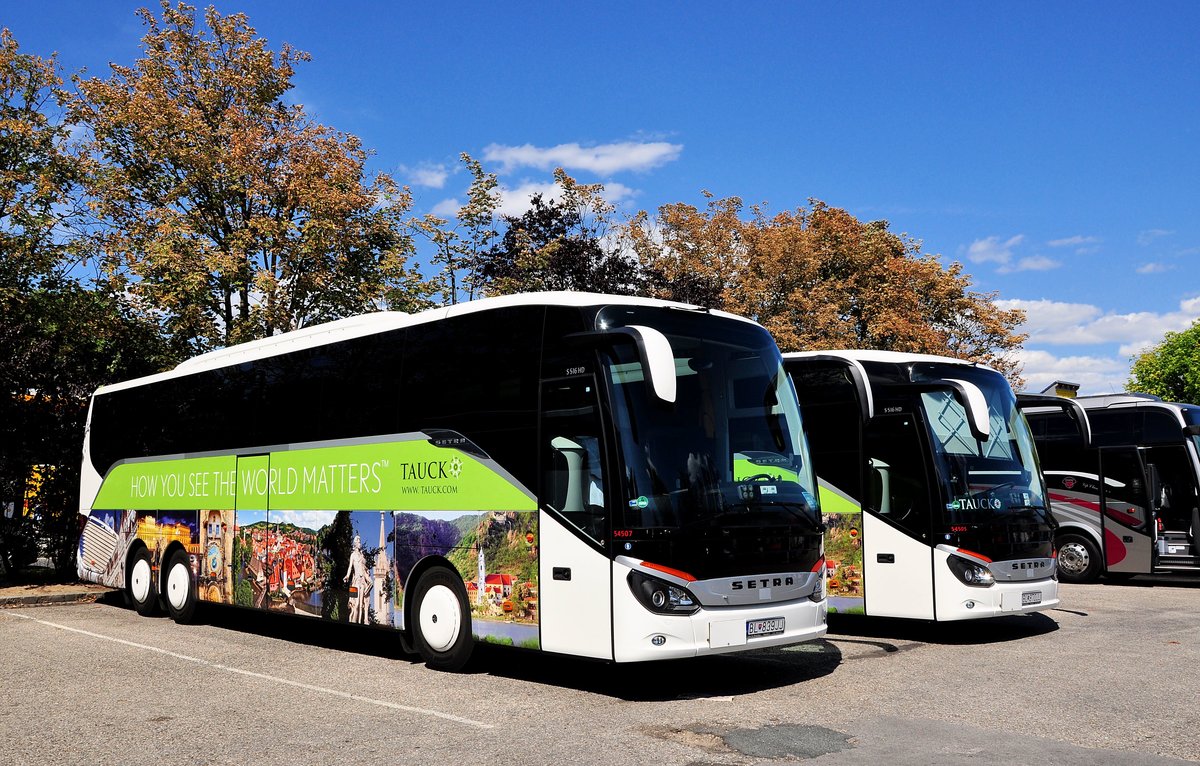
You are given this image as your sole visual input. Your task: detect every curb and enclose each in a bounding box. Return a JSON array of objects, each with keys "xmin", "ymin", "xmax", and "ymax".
[{"xmin": 0, "ymin": 591, "xmax": 108, "ymax": 608}]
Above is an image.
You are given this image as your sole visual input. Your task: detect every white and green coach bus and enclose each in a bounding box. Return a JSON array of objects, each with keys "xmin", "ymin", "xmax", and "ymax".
[
  {"xmin": 77, "ymin": 292, "xmax": 827, "ymax": 670},
  {"xmin": 784, "ymin": 350, "xmax": 1061, "ymax": 621}
]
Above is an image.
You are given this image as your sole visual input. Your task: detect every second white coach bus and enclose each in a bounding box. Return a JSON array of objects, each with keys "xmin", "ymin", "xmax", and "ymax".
[
  {"xmin": 785, "ymin": 350, "xmax": 1060, "ymax": 620},
  {"xmin": 76, "ymin": 292, "xmax": 827, "ymax": 670}
]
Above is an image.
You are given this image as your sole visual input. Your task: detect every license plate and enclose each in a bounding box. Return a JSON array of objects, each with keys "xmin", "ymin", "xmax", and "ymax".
[
  {"xmin": 1021, "ymin": 591, "xmax": 1042, "ymax": 606},
  {"xmin": 747, "ymin": 617, "xmax": 785, "ymax": 637}
]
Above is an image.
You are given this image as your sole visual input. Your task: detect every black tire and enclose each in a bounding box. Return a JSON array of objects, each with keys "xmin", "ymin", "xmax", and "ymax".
[
  {"xmin": 410, "ymin": 566, "xmax": 473, "ymax": 671},
  {"xmin": 163, "ymin": 548, "xmax": 198, "ymax": 624},
  {"xmin": 1056, "ymin": 533, "xmax": 1102, "ymax": 584},
  {"xmin": 127, "ymin": 547, "xmax": 158, "ymax": 616}
]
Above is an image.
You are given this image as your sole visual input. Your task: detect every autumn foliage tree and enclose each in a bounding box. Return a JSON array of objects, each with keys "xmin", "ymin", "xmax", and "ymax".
[
  {"xmin": 0, "ymin": 29, "xmax": 172, "ymax": 578},
  {"xmin": 630, "ymin": 195, "xmax": 1027, "ymax": 382},
  {"xmin": 72, "ymin": 2, "xmax": 425, "ymax": 353}
]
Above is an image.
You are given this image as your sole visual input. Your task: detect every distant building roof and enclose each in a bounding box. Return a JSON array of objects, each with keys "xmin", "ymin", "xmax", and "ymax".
[{"xmin": 1040, "ymin": 381, "xmax": 1081, "ymax": 398}]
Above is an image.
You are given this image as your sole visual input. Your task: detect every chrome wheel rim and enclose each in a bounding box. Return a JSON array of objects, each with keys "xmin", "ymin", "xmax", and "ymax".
[{"xmin": 1058, "ymin": 541, "xmax": 1090, "ymax": 575}]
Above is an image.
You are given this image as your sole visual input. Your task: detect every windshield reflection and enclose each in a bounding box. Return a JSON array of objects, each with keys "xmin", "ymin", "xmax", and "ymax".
[
  {"xmin": 912, "ymin": 365, "xmax": 1047, "ymax": 524},
  {"xmin": 597, "ymin": 308, "xmax": 819, "ymax": 531}
]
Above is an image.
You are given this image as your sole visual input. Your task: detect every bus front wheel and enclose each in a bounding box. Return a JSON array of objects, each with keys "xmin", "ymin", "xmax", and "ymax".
[
  {"xmin": 164, "ymin": 549, "xmax": 198, "ymax": 624},
  {"xmin": 411, "ymin": 567, "xmax": 473, "ymax": 672},
  {"xmin": 1057, "ymin": 533, "xmax": 1101, "ymax": 584},
  {"xmin": 127, "ymin": 547, "xmax": 158, "ymax": 616}
]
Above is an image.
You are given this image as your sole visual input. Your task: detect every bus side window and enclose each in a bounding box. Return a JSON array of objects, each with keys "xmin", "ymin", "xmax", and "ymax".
[
  {"xmin": 541, "ymin": 377, "xmax": 608, "ymax": 543},
  {"xmin": 863, "ymin": 414, "xmax": 932, "ymax": 536}
]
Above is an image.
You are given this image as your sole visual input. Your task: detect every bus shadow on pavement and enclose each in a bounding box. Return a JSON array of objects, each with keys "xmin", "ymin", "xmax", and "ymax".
[
  {"xmin": 103, "ymin": 593, "xmax": 842, "ymax": 696},
  {"xmin": 470, "ymin": 639, "xmax": 842, "ymax": 700},
  {"xmin": 825, "ymin": 611, "xmax": 1059, "ymax": 645}
]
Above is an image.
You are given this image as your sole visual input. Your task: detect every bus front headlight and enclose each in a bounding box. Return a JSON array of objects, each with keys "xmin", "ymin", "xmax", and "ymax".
[
  {"xmin": 947, "ymin": 556, "xmax": 995, "ymax": 587},
  {"xmin": 627, "ymin": 571, "xmax": 700, "ymax": 615}
]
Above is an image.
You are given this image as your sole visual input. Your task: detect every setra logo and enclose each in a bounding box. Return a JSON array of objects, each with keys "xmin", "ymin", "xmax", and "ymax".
[{"xmin": 732, "ymin": 576, "xmax": 795, "ymax": 590}]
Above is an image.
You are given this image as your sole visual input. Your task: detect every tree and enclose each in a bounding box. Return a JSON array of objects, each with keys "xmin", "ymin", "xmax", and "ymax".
[
  {"xmin": 71, "ymin": 2, "xmax": 427, "ymax": 353},
  {"xmin": 0, "ymin": 28, "xmax": 79, "ymax": 295},
  {"xmin": 630, "ymin": 196, "xmax": 1027, "ymax": 383},
  {"xmin": 1128, "ymin": 319, "xmax": 1200, "ymax": 404},
  {"xmin": 415, "ymin": 153, "xmax": 499, "ymax": 304},
  {"xmin": 0, "ymin": 27, "xmax": 174, "ymax": 579},
  {"xmin": 478, "ymin": 169, "xmax": 639, "ymax": 296},
  {"xmin": 0, "ymin": 281, "xmax": 172, "ymax": 578}
]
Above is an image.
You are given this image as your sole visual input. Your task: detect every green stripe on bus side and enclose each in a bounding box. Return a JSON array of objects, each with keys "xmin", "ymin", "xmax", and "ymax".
[
  {"xmin": 817, "ymin": 479, "xmax": 862, "ymax": 515},
  {"xmin": 93, "ymin": 439, "xmax": 536, "ymax": 512}
]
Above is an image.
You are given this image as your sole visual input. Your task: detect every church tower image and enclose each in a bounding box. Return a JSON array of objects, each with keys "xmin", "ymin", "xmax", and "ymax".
[{"xmin": 372, "ymin": 512, "xmax": 390, "ymax": 625}]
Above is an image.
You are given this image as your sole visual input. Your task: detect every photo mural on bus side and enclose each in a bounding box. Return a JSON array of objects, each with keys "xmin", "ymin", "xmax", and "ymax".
[
  {"xmin": 818, "ymin": 478, "xmax": 865, "ymax": 614},
  {"xmin": 78, "ymin": 509, "xmax": 138, "ymax": 588},
  {"xmin": 824, "ymin": 510, "xmax": 864, "ymax": 614},
  {"xmin": 136, "ymin": 509, "xmax": 200, "ymax": 576},
  {"xmin": 198, "ymin": 509, "xmax": 234, "ymax": 604},
  {"xmin": 393, "ymin": 511, "xmax": 540, "ymax": 650}
]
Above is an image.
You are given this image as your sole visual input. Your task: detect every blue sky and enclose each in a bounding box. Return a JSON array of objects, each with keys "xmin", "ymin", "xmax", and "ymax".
[{"xmin": 7, "ymin": 2, "xmax": 1198, "ymax": 394}]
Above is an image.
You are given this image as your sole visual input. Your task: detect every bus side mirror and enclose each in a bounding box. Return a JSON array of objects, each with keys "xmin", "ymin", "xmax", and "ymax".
[
  {"xmin": 945, "ymin": 378, "xmax": 991, "ymax": 441},
  {"xmin": 566, "ymin": 325, "xmax": 677, "ymax": 405},
  {"xmin": 624, "ymin": 325, "xmax": 677, "ymax": 405}
]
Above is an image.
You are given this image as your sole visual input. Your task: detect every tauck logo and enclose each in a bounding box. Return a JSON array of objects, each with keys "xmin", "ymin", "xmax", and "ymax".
[{"xmin": 448, "ymin": 457, "xmax": 463, "ymax": 479}]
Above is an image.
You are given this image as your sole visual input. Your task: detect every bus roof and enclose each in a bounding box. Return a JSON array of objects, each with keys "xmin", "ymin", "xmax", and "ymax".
[
  {"xmin": 97, "ymin": 291, "xmax": 748, "ymax": 396},
  {"xmin": 783, "ymin": 349, "xmax": 996, "ymax": 372}
]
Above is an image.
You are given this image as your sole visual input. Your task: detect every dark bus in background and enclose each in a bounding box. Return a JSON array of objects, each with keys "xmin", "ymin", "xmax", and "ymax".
[{"xmin": 1025, "ymin": 393, "xmax": 1200, "ymax": 583}]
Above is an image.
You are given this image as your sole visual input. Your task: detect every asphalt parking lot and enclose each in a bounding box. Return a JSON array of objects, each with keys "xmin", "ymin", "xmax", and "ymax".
[{"xmin": 1, "ymin": 578, "xmax": 1197, "ymax": 765}]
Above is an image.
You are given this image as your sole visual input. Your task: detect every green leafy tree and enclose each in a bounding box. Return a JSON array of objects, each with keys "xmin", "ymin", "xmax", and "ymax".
[
  {"xmin": 71, "ymin": 2, "xmax": 429, "ymax": 353},
  {"xmin": 1128, "ymin": 319, "xmax": 1200, "ymax": 404},
  {"xmin": 416, "ymin": 153, "xmax": 500, "ymax": 305}
]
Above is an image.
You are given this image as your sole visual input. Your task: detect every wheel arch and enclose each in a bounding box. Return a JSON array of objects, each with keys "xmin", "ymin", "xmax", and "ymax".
[
  {"xmin": 1055, "ymin": 522, "xmax": 1102, "ymax": 550},
  {"xmin": 124, "ymin": 538, "xmax": 150, "ymax": 590}
]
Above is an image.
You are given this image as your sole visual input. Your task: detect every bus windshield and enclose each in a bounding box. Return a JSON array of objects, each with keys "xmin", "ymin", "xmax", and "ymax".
[
  {"xmin": 596, "ymin": 306, "xmax": 820, "ymax": 531},
  {"xmin": 911, "ymin": 364, "xmax": 1047, "ymax": 525}
]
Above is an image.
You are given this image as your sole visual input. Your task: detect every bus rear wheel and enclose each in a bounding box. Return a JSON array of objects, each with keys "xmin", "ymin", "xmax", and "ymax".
[
  {"xmin": 127, "ymin": 547, "xmax": 158, "ymax": 616},
  {"xmin": 164, "ymin": 549, "xmax": 198, "ymax": 624},
  {"xmin": 411, "ymin": 567, "xmax": 473, "ymax": 672},
  {"xmin": 1057, "ymin": 533, "xmax": 1101, "ymax": 584}
]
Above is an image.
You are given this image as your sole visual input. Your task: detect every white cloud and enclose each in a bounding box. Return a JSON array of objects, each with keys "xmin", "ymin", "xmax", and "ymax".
[
  {"xmin": 1138, "ymin": 228, "xmax": 1173, "ymax": 246},
  {"xmin": 998, "ymin": 255, "xmax": 1061, "ymax": 274},
  {"xmin": 482, "ymin": 141, "xmax": 683, "ymax": 175},
  {"xmin": 1047, "ymin": 235, "xmax": 1099, "ymax": 248},
  {"xmin": 1012, "ymin": 349, "xmax": 1131, "ymax": 395},
  {"xmin": 429, "ymin": 198, "xmax": 460, "ymax": 218},
  {"xmin": 965, "ymin": 234, "xmax": 1024, "ymax": 265},
  {"xmin": 1136, "ymin": 262, "xmax": 1173, "ymax": 274},
  {"xmin": 495, "ymin": 180, "xmax": 638, "ymax": 218},
  {"xmin": 400, "ymin": 163, "xmax": 451, "ymax": 189},
  {"xmin": 997, "ymin": 297, "xmax": 1200, "ymax": 347}
]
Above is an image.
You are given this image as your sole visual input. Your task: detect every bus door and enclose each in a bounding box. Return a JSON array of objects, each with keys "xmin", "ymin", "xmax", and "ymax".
[
  {"xmin": 1140, "ymin": 444, "xmax": 1200, "ymax": 557},
  {"xmin": 861, "ymin": 412, "xmax": 936, "ymax": 619},
  {"xmin": 537, "ymin": 375, "xmax": 613, "ymax": 659},
  {"xmin": 1098, "ymin": 447, "xmax": 1154, "ymax": 574}
]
